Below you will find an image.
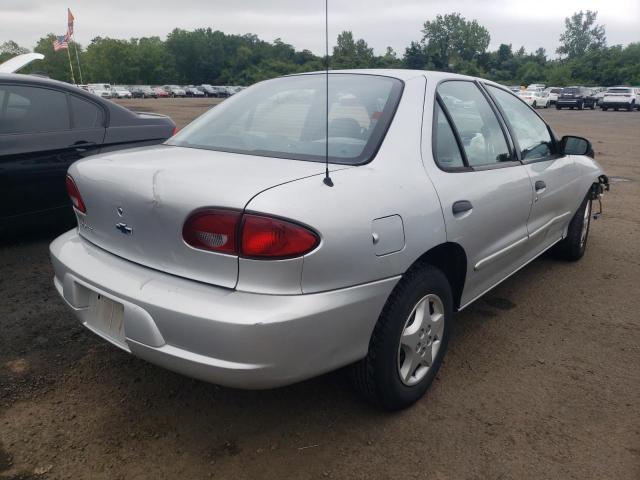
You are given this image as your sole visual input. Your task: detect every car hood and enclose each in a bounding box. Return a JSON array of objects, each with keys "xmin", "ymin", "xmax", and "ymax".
[
  {"xmin": 0, "ymin": 53, "xmax": 44, "ymax": 73},
  {"xmin": 69, "ymin": 144, "xmax": 346, "ymax": 288}
]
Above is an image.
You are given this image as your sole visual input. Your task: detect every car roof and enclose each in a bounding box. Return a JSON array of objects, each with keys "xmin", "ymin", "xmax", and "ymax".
[
  {"xmin": 0, "ymin": 72, "xmax": 171, "ymax": 126},
  {"xmin": 292, "ymin": 69, "xmax": 511, "ymax": 91}
]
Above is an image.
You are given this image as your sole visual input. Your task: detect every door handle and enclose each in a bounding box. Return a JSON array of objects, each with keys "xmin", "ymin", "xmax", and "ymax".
[
  {"xmin": 452, "ymin": 200, "xmax": 473, "ymax": 215},
  {"xmin": 535, "ymin": 180, "xmax": 546, "ymax": 192}
]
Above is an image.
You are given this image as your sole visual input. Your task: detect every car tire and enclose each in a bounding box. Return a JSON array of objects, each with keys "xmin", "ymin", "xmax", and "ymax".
[
  {"xmin": 350, "ymin": 264, "xmax": 453, "ymax": 411},
  {"xmin": 556, "ymin": 105, "xmax": 561, "ymax": 110},
  {"xmin": 590, "ymin": 103, "xmax": 595, "ymax": 110},
  {"xmin": 533, "ymin": 101, "xmax": 537, "ymax": 108},
  {"xmin": 627, "ymin": 104, "xmax": 633, "ymax": 112},
  {"xmin": 553, "ymin": 193, "xmax": 592, "ymax": 262},
  {"xmin": 602, "ymin": 107, "xmax": 608, "ymax": 111},
  {"xmin": 614, "ymin": 108, "xmax": 619, "ymax": 111},
  {"xmin": 578, "ymin": 102, "xmax": 584, "ymax": 110}
]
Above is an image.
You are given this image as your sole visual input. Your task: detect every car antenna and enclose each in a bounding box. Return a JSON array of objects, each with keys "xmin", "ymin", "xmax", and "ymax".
[{"xmin": 323, "ymin": 0, "xmax": 334, "ymax": 187}]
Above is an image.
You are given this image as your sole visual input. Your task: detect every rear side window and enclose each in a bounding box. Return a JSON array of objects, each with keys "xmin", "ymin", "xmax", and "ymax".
[
  {"xmin": 487, "ymin": 85, "xmax": 554, "ymax": 161},
  {"xmin": 0, "ymin": 84, "xmax": 70, "ymax": 134},
  {"xmin": 437, "ymin": 81, "xmax": 511, "ymax": 167},
  {"xmin": 434, "ymin": 104, "xmax": 464, "ymax": 168},
  {"xmin": 70, "ymin": 95, "xmax": 104, "ymax": 128}
]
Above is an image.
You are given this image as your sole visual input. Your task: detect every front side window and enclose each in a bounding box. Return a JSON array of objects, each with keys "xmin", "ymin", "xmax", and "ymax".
[
  {"xmin": 168, "ymin": 74, "xmax": 403, "ymax": 165},
  {"xmin": 437, "ymin": 81, "xmax": 511, "ymax": 167},
  {"xmin": 487, "ymin": 85, "xmax": 554, "ymax": 161},
  {"xmin": 0, "ymin": 85, "xmax": 70, "ymax": 134}
]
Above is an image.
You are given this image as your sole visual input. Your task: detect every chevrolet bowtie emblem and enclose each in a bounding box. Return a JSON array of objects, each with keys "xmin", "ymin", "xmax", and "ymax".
[{"xmin": 115, "ymin": 222, "xmax": 133, "ymax": 235}]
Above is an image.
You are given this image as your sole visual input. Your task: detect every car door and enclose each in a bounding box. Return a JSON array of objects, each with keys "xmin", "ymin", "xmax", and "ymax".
[
  {"xmin": 485, "ymin": 84, "xmax": 580, "ymax": 257},
  {"xmin": 0, "ymin": 83, "xmax": 104, "ymax": 223},
  {"xmin": 424, "ymin": 80, "xmax": 534, "ymax": 307}
]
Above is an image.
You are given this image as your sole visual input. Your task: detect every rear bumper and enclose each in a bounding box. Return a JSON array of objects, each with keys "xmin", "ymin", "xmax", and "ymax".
[
  {"xmin": 50, "ymin": 230, "xmax": 398, "ymax": 389},
  {"xmin": 600, "ymin": 101, "xmax": 634, "ymax": 108}
]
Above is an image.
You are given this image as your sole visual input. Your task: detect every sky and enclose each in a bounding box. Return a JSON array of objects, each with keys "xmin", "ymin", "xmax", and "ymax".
[{"xmin": 1, "ymin": 0, "xmax": 638, "ymax": 56}]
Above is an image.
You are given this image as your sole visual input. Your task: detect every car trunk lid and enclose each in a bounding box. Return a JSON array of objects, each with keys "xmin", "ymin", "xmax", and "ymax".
[{"xmin": 69, "ymin": 144, "xmax": 335, "ymax": 288}]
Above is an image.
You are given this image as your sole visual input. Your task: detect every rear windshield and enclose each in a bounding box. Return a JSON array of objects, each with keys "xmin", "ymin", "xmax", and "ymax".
[
  {"xmin": 168, "ymin": 74, "xmax": 403, "ymax": 165},
  {"xmin": 563, "ymin": 87, "xmax": 580, "ymax": 94},
  {"xmin": 550, "ymin": 88, "xmax": 563, "ymax": 94},
  {"xmin": 608, "ymin": 88, "xmax": 631, "ymax": 94}
]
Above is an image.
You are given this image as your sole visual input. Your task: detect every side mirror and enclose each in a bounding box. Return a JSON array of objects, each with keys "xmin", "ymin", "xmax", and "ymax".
[{"xmin": 560, "ymin": 135, "xmax": 594, "ymax": 158}]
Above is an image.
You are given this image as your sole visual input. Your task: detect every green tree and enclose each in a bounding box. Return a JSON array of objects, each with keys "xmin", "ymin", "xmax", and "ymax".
[
  {"xmin": 557, "ymin": 10, "xmax": 606, "ymax": 58},
  {"xmin": 421, "ymin": 13, "xmax": 490, "ymax": 70},
  {"xmin": 0, "ymin": 40, "xmax": 29, "ymax": 64}
]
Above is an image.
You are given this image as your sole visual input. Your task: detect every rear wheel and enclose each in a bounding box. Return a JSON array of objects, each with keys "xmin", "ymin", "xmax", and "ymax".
[
  {"xmin": 350, "ymin": 265, "xmax": 453, "ymax": 410},
  {"xmin": 532, "ymin": 101, "xmax": 537, "ymax": 108},
  {"xmin": 553, "ymin": 194, "xmax": 592, "ymax": 261},
  {"xmin": 627, "ymin": 103, "xmax": 633, "ymax": 112},
  {"xmin": 602, "ymin": 107, "xmax": 608, "ymax": 111},
  {"xmin": 556, "ymin": 105, "xmax": 561, "ymax": 110}
]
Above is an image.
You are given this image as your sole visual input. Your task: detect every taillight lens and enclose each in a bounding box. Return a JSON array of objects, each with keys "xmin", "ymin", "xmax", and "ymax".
[
  {"xmin": 182, "ymin": 209, "xmax": 241, "ymax": 254},
  {"xmin": 241, "ymin": 214, "xmax": 319, "ymax": 259},
  {"xmin": 182, "ymin": 210, "xmax": 319, "ymax": 259},
  {"xmin": 65, "ymin": 175, "xmax": 86, "ymax": 213}
]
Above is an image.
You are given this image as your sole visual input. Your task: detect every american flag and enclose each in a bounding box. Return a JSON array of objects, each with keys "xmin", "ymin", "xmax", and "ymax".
[{"xmin": 53, "ymin": 34, "xmax": 69, "ymax": 51}]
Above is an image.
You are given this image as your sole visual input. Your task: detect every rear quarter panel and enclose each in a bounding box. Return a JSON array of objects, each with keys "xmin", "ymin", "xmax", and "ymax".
[{"xmin": 244, "ymin": 75, "xmax": 447, "ymax": 294}]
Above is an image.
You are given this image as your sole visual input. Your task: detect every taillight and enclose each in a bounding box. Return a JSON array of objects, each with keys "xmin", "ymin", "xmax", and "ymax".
[
  {"xmin": 172, "ymin": 126, "xmax": 178, "ymax": 136},
  {"xmin": 65, "ymin": 175, "xmax": 86, "ymax": 213},
  {"xmin": 182, "ymin": 210, "xmax": 319, "ymax": 259},
  {"xmin": 241, "ymin": 215, "xmax": 319, "ymax": 259},
  {"xmin": 182, "ymin": 209, "xmax": 241, "ymax": 254}
]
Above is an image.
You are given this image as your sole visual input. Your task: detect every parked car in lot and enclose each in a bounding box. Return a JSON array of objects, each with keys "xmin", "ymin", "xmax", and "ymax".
[
  {"xmin": 51, "ymin": 69, "xmax": 608, "ymax": 410},
  {"xmin": 0, "ymin": 54, "xmax": 176, "ymax": 236},
  {"xmin": 87, "ymin": 83, "xmax": 112, "ymax": 99},
  {"xmin": 130, "ymin": 85, "xmax": 158, "ymax": 99},
  {"xmin": 518, "ymin": 89, "xmax": 550, "ymax": 108},
  {"xmin": 185, "ymin": 86, "xmax": 205, "ymax": 97},
  {"xmin": 545, "ymin": 87, "xmax": 563, "ymax": 104},
  {"xmin": 153, "ymin": 86, "xmax": 170, "ymax": 98},
  {"xmin": 556, "ymin": 86, "xmax": 597, "ymax": 110},
  {"xmin": 111, "ymin": 85, "xmax": 133, "ymax": 99},
  {"xmin": 162, "ymin": 85, "xmax": 186, "ymax": 97},
  {"xmin": 600, "ymin": 86, "xmax": 639, "ymax": 111}
]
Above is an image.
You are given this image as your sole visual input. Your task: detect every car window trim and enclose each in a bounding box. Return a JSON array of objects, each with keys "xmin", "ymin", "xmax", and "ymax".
[
  {"xmin": 481, "ymin": 82, "xmax": 561, "ymax": 164},
  {"xmin": 0, "ymin": 82, "xmax": 73, "ymax": 135},
  {"xmin": 433, "ymin": 78, "xmax": 521, "ymax": 173}
]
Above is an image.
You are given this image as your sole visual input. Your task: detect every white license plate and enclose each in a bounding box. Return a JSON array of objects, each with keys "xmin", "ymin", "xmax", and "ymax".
[{"xmin": 86, "ymin": 292, "xmax": 126, "ymax": 347}]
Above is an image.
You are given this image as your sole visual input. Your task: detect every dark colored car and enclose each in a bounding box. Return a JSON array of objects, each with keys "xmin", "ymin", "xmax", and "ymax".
[
  {"xmin": 185, "ymin": 86, "xmax": 205, "ymax": 97},
  {"xmin": 556, "ymin": 86, "xmax": 597, "ymax": 110},
  {"xmin": 130, "ymin": 85, "xmax": 158, "ymax": 98},
  {"xmin": 197, "ymin": 85, "xmax": 217, "ymax": 97},
  {"xmin": 0, "ymin": 73, "xmax": 176, "ymax": 235}
]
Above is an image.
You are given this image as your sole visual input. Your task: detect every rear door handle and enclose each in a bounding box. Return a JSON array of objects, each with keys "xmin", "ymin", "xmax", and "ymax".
[
  {"xmin": 452, "ymin": 200, "xmax": 473, "ymax": 215},
  {"xmin": 535, "ymin": 180, "xmax": 546, "ymax": 192}
]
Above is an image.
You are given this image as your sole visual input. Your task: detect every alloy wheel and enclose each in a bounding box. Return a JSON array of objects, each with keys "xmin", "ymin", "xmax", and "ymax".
[{"xmin": 397, "ymin": 294, "xmax": 445, "ymax": 386}]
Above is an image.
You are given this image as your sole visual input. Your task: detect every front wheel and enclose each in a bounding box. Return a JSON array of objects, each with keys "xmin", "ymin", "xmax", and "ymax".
[
  {"xmin": 553, "ymin": 194, "xmax": 592, "ymax": 261},
  {"xmin": 532, "ymin": 101, "xmax": 537, "ymax": 108},
  {"xmin": 350, "ymin": 265, "xmax": 453, "ymax": 410}
]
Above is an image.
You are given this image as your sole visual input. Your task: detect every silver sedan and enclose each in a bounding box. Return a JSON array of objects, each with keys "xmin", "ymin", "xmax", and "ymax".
[{"xmin": 51, "ymin": 70, "xmax": 608, "ymax": 410}]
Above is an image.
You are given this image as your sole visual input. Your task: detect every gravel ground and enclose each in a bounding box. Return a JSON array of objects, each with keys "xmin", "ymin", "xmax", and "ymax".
[{"xmin": 1, "ymin": 99, "xmax": 639, "ymax": 480}]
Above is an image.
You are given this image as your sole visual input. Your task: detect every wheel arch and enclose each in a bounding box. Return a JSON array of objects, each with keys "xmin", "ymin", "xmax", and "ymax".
[{"xmin": 407, "ymin": 242, "xmax": 467, "ymax": 310}]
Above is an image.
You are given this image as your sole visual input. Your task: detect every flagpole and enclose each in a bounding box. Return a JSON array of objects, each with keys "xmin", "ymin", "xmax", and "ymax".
[
  {"xmin": 72, "ymin": 34, "xmax": 83, "ymax": 84},
  {"xmin": 66, "ymin": 46, "xmax": 76, "ymax": 84}
]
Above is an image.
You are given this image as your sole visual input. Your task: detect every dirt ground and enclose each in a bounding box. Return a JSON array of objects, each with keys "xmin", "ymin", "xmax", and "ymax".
[{"xmin": 1, "ymin": 98, "xmax": 639, "ymax": 480}]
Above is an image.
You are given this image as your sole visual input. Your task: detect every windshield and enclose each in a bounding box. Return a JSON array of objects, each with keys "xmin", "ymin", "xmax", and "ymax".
[
  {"xmin": 168, "ymin": 74, "xmax": 404, "ymax": 165},
  {"xmin": 564, "ymin": 87, "xmax": 580, "ymax": 94},
  {"xmin": 608, "ymin": 88, "xmax": 631, "ymax": 94}
]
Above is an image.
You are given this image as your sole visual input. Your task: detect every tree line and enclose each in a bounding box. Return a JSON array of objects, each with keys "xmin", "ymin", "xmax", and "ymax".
[{"xmin": 1, "ymin": 10, "xmax": 638, "ymax": 87}]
